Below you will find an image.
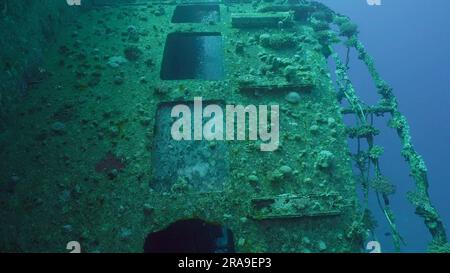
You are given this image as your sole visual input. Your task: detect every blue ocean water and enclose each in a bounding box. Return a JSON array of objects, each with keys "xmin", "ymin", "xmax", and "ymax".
[{"xmin": 320, "ymin": 0, "xmax": 450, "ymax": 252}]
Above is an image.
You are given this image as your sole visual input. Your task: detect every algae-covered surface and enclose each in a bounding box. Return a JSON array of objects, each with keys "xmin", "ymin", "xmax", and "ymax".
[{"xmin": 0, "ymin": 1, "xmax": 387, "ymax": 253}]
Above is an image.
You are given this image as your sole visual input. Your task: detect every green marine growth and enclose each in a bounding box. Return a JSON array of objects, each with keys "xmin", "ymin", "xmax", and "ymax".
[{"xmin": 325, "ymin": 3, "xmax": 449, "ymax": 251}]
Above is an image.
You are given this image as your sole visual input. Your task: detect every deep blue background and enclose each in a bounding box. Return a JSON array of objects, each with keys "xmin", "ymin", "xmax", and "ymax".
[{"xmin": 319, "ymin": 0, "xmax": 450, "ymax": 252}]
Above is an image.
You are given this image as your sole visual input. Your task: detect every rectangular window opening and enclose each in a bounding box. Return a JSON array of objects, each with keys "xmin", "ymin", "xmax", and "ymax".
[
  {"xmin": 160, "ymin": 32, "xmax": 224, "ymax": 80},
  {"xmin": 152, "ymin": 101, "xmax": 229, "ymax": 193},
  {"xmin": 172, "ymin": 4, "xmax": 220, "ymax": 23}
]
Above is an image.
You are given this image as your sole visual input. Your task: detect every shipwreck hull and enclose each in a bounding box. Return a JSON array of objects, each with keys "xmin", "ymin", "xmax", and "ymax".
[{"xmin": 0, "ymin": 1, "xmax": 366, "ymax": 253}]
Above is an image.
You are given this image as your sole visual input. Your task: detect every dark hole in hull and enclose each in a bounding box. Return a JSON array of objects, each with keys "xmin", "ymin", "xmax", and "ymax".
[
  {"xmin": 172, "ymin": 5, "xmax": 220, "ymax": 23},
  {"xmin": 160, "ymin": 32, "xmax": 224, "ymax": 80},
  {"xmin": 144, "ymin": 219, "xmax": 235, "ymax": 253}
]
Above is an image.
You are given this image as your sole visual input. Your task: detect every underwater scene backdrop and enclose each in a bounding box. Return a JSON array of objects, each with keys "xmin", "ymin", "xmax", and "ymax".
[{"xmin": 0, "ymin": 0, "xmax": 449, "ymax": 253}]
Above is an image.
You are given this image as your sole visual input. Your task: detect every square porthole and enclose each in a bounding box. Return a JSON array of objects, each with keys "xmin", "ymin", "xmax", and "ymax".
[
  {"xmin": 172, "ymin": 4, "xmax": 220, "ymax": 23},
  {"xmin": 152, "ymin": 101, "xmax": 229, "ymax": 193},
  {"xmin": 160, "ymin": 32, "xmax": 224, "ymax": 80}
]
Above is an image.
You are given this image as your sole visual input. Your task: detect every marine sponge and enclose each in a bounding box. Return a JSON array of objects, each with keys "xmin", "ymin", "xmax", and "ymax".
[
  {"xmin": 259, "ymin": 33, "xmax": 296, "ymax": 49},
  {"xmin": 124, "ymin": 45, "xmax": 142, "ymax": 61},
  {"xmin": 370, "ymin": 175, "xmax": 396, "ymax": 195},
  {"xmin": 316, "ymin": 150, "xmax": 334, "ymax": 169},
  {"xmin": 311, "ymin": 11, "xmax": 333, "ymax": 23},
  {"xmin": 339, "ymin": 22, "xmax": 359, "ymax": 38}
]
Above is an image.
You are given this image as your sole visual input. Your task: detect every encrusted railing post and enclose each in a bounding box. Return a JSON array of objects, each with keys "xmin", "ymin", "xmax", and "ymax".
[{"xmin": 328, "ymin": 9, "xmax": 449, "ymax": 251}]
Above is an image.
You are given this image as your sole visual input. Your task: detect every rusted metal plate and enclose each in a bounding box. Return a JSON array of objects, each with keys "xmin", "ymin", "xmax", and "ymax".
[{"xmin": 250, "ymin": 193, "xmax": 346, "ymax": 220}]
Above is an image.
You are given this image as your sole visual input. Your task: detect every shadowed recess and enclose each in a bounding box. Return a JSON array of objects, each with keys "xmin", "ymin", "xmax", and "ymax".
[
  {"xmin": 144, "ymin": 219, "xmax": 235, "ymax": 253},
  {"xmin": 160, "ymin": 32, "xmax": 224, "ymax": 80},
  {"xmin": 172, "ymin": 4, "xmax": 221, "ymax": 23}
]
